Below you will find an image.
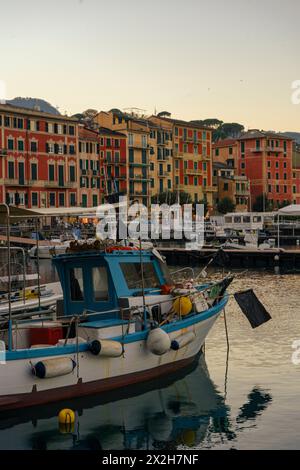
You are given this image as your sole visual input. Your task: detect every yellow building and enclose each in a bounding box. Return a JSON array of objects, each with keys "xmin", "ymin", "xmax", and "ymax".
[
  {"xmin": 148, "ymin": 119, "xmax": 174, "ymax": 199},
  {"xmin": 148, "ymin": 116, "xmax": 214, "ymax": 206},
  {"xmin": 94, "ymin": 110, "xmax": 150, "ymax": 207}
]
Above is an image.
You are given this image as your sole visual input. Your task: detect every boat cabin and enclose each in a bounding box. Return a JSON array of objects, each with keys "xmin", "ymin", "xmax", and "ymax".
[{"xmin": 52, "ymin": 250, "xmax": 172, "ymax": 321}]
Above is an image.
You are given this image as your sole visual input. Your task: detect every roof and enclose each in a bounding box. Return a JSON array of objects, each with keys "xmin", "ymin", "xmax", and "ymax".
[
  {"xmin": 238, "ymin": 130, "xmax": 294, "ymax": 141},
  {"xmin": 0, "ymin": 103, "xmax": 78, "ymax": 122},
  {"xmin": 99, "ymin": 127, "xmax": 126, "ymax": 137},
  {"xmin": 150, "ymin": 115, "xmax": 211, "ymax": 131},
  {"xmin": 213, "ymin": 138, "xmax": 237, "ymax": 148},
  {"xmin": 79, "ymin": 126, "xmax": 99, "ymax": 140}
]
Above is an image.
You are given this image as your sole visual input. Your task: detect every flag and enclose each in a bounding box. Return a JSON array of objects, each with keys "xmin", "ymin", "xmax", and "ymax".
[{"xmin": 234, "ymin": 289, "xmax": 271, "ymax": 328}]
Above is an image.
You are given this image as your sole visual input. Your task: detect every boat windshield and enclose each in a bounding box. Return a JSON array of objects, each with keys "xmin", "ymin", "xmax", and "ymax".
[{"xmin": 120, "ymin": 262, "xmax": 160, "ymax": 290}]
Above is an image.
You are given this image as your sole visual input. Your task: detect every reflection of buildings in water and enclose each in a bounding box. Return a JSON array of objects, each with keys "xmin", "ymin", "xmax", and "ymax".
[{"xmin": 0, "ymin": 356, "xmax": 272, "ymax": 450}]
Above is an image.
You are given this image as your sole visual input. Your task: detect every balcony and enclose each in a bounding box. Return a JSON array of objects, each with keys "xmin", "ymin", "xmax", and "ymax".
[
  {"xmin": 129, "ymin": 162, "xmax": 150, "ymax": 167},
  {"xmin": 266, "ymin": 146, "xmax": 284, "ymax": 153},
  {"xmin": 250, "ymin": 147, "xmax": 264, "ymax": 153},
  {"xmin": 0, "ymin": 149, "xmax": 7, "ymax": 156},
  {"xmin": 235, "ymin": 189, "xmax": 250, "ymax": 196},
  {"xmin": 44, "ymin": 181, "xmax": 77, "ymax": 189},
  {"xmin": 173, "ymin": 151, "xmax": 184, "ymax": 159},
  {"xmin": 158, "ymin": 171, "xmax": 168, "ymax": 178},
  {"xmin": 186, "ymin": 168, "xmax": 202, "ymax": 175}
]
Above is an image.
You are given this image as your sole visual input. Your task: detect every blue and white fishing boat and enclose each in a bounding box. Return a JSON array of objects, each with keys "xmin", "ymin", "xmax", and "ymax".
[{"xmin": 0, "ymin": 242, "xmax": 230, "ymax": 411}]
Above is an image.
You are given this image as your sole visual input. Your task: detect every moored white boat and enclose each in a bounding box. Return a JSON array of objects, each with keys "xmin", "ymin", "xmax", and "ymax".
[{"xmin": 0, "ymin": 243, "xmax": 230, "ymax": 411}]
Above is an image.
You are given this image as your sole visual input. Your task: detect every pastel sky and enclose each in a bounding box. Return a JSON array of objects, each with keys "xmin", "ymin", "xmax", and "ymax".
[{"xmin": 1, "ymin": 0, "xmax": 300, "ymax": 131}]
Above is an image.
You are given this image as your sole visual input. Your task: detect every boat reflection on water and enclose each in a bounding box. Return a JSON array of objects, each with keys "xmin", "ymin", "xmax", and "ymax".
[{"xmin": 0, "ymin": 355, "xmax": 272, "ymax": 450}]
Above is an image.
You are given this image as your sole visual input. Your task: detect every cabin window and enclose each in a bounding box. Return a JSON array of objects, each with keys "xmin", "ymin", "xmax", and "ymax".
[
  {"xmin": 120, "ymin": 263, "xmax": 160, "ymax": 290},
  {"xmin": 70, "ymin": 267, "xmax": 84, "ymax": 301},
  {"xmin": 233, "ymin": 216, "xmax": 241, "ymax": 223},
  {"xmin": 243, "ymin": 216, "xmax": 251, "ymax": 223},
  {"xmin": 92, "ymin": 266, "xmax": 109, "ymax": 301}
]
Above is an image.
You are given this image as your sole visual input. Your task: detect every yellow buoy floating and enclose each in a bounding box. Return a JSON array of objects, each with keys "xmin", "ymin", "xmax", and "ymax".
[
  {"xmin": 58, "ymin": 408, "xmax": 75, "ymax": 425},
  {"xmin": 173, "ymin": 296, "xmax": 192, "ymax": 316}
]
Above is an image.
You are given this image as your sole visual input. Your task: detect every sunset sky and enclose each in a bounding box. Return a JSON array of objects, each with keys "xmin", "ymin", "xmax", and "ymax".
[{"xmin": 1, "ymin": 0, "xmax": 300, "ymax": 131}]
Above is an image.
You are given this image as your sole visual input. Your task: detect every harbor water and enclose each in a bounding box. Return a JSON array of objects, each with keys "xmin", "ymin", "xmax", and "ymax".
[{"xmin": 0, "ymin": 261, "xmax": 299, "ymax": 449}]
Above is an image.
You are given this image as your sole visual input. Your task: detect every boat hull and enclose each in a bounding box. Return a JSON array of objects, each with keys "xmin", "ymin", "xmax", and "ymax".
[{"xmin": 0, "ymin": 299, "xmax": 226, "ymax": 411}]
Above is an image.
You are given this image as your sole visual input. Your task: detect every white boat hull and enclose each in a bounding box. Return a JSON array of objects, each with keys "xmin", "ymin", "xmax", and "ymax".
[{"xmin": 0, "ymin": 312, "xmax": 220, "ymax": 410}]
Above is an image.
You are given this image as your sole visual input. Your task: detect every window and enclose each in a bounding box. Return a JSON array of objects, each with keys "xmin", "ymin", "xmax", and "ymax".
[
  {"xmin": 284, "ymin": 173, "xmax": 287, "ymax": 180},
  {"xmin": 30, "ymin": 141, "xmax": 37, "ymax": 152},
  {"xmin": 31, "ymin": 192, "xmax": 38, "ymax": 206},
  {"xmin": 215, "ymin": 148, "xmax": 219, "ymax": 157},
  {"xmin": 120, "ymin": 262, "xmax": 160, "ymax": 290},
  {"xmin": 268, "ymin": 172, "xmax": 271, "ymax": 179},
  {"xmin": 175, "ymin": 127, "xmax": 178, "ymax": 136},
  {"xmin": 150, "ymin": 162, "xmax": 154, "ymax": 171},
  {"xmin": 223, "ymin": 183, "xmax": 229, "ymax": 191},
  {"xmin": 8, "ymin": 161, "xmax": 14, "ymax": 178},
  {"xmin": 241, "ymin": 142, "xmax": 245, "ymax": 153},
  {"xmin": 142, "ymin": 135, "xmax": 147, "ymax": 148},
  {"xmin": 203, "ymin": 162, "xmax": 207, "ymax": 171},
  {"xmin": 267, "ymin": 161, "xmax": 271, "ymax": 168},
  {"xmin": 59, "ymin": 193, "xmax": 65, "ymax": 206},
  {"xmin": 69, "ymin": 166, "xmax": 75, "ymax": 182},
  {"xmin": 69, "ymin": 144, "xmax": 75, "ymax": 155},
  {"xmin": 92, "ymin": 266, "xmax": 109, "ymax": 301},
  {"xmin": 276, "ymin": 173, "xmax": 279, "ymax": 180},
  {"xmin": 7, "ymin": 138, "xmax": 14, "ymax": 150},
  {"xmin": 194, "ymin": 177, "xmax": 197, "ymax": 186},
  {"xmin": 49, "ymin": 192, "xmax": 55, "ymax": 206},
  {"xmin": 175, "ymin": 160, "xmax": 179, "ymax": 169},
  {"xmin": 4, "ymin": 116, "xmax": 10, "ymax": 127},
  {"xmin": 70, "ymin": 267, "xmax": 84, "ymax": 301},
  {"xmin": 128, "ymin": 133, "xmax": 133, "ymax": 146},
  {"xmin": 275, "ymin": 161, "xmax": 279, "ymax": 168},
  {"xmin": 18, "ymin": 140, "xmax": 24, "ymax": 151},
  {"xmin": 69, "ymin": 125, "xmax": 75, "ymax": 136},
  {"xmin": 229, "ymin": 147, "xmax": 233, "ymax": 155},
  {"xmin": 70, "ymin": 193, "xmax": 76, "ymax": 206},
  {"xmin": 31, "ymin": 163, "xmax": 37, "ymax": 180},
  {"xmin": 49, "ymin": 164, "xmax": 55, "ymax": 181}
]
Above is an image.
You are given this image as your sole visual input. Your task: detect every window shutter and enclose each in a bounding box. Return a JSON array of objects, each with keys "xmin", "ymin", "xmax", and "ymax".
[
  {"xmin": 54, "ymin": 143, "xmax": 59, "ymax": 154},
  {"xmin": 64, "ymin": 144, "xmax": 67, "ymax": 154}
]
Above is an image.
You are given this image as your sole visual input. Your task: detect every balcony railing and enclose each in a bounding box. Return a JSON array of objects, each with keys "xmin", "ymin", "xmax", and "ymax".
[{"xmin": 186, "ymin": 168, "xmax": 202, "ymax": 175}]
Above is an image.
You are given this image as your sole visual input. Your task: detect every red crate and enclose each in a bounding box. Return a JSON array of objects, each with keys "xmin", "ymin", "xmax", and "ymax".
[{"xmin": 29, "ymin": 327, "xmax": 63, "ymax": 346}]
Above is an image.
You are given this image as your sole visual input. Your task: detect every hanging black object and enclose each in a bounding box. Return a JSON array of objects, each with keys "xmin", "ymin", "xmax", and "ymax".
[{"xmin": 234, "ymin": 289, "xmax": 271, "ymax": 328}]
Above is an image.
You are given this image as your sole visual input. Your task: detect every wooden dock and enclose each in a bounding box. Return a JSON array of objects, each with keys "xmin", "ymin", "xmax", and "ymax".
[{"xmin": 159, "ymin": 246, "xmax": 300, "ymax": 272}]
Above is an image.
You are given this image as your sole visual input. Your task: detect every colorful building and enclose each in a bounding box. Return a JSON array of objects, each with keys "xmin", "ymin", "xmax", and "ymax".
[
  {"xmin": 148, "ymin": 119, "xmax": 173, "ymax": 198},
  {"xmin": 213, "ymin": 131, "xmax": 294, "ymax": 210},
  {"xmin": 94, "ymin": 111, "xmax": 150, "ymax": 207},
  {"xmin": 213, "ymin": 162, "xmax": 250, "ymax": 212},
  {"xmin": 292, "ymin": 144, "xmax": 300, "ymax": 204},
  {"xmin": 78, "ymin": 126, "xmax": 101, "ymax": 207},
  {"xmin": 237, "ymin": 130, "xmax": 294, "ymax": 210},
  {"xmin": 99, "ymin": 127, "xmax": 127, "ymax": 202},
  {"xmin": 148, "ymin": 116, "xmax": 214, "ymax": 206},
  {"xmin": 0, "ymin": 103, "xmax": 78, "ymax": 208}
]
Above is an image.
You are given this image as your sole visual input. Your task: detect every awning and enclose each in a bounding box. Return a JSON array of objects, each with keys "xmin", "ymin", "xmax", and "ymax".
[
  {"xmin": 278, "ymin": 205, "xmax": 300, "ymax": 216},
  {"xmin": 0, "ymin": 205, "xmax": 41, "ymax": 224},
  {"xmin": 0, "ymin": 203, "xmax": 128, "ymax": 223}
]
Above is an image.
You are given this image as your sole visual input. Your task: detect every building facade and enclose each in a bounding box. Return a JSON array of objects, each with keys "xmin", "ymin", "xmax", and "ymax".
[
  {"xmin": 94, "ymin": 111, "xmax": 150, "ymax": 207},
  {"xmin": 149, "ymin": 116, "xmax": 214, "ymax": 206},
  {"xmin": 237, "ymin": 131, "xmax": 293, "ymax": 210},
  {"xmin": 292, "ymin": 144, "xmax": 300, "ymax": 204},
  {"xmin": 148, "ymin": 119, "xmax": 173, "ymax": 198},
  {"xmin": 213, "ymin": 162, "xmax": 250, "ymax": 212},
  {"xmin": 78, "ymin": 126, "xmax": 101, "ymax": 207},
  {"xmin": 213, "ymin": 131, "xmax": 294, "ymax": 210},
  {"xmin": 0, "ymin": 104, "xmax": 78, "ymax": 208}
]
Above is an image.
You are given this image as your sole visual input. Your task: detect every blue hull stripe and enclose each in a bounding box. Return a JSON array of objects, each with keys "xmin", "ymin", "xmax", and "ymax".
[{"xmin": 6, "ymin": 295, "xmax": 228, "ymax": 361}]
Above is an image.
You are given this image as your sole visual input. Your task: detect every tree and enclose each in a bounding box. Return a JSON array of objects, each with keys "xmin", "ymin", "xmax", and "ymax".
[
  {"xmin": 190, "ymin": 118, "xmax": 223, "ymax": 129},
  {"xmin": 252, "ymin": 194, "xmax": 274, "ymax": 212},
  {"xmin": 217, "ymin": 197, "xmax": 235, "ymax": 214},
  {"xmin": 157, "ymin": 111, "xmax": 171, "ymax": 118}
]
